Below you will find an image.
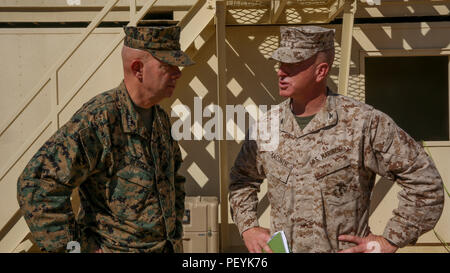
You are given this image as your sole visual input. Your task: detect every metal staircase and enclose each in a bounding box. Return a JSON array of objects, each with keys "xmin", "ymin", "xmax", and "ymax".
[{"xmin": 0, "ymin": 0, "xmax": 354, "ymax": 252}]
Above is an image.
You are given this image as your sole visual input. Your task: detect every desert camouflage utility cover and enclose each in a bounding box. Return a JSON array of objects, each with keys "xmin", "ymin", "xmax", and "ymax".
[{"xmin": 271, "ymin": 26, "xmax": 335, "ymax": 64}]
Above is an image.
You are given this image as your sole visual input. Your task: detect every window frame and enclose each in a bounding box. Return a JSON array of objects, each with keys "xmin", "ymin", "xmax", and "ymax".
[{"xmin": 359, "ymin": 48, "xmax": 450, "ymax": 147}]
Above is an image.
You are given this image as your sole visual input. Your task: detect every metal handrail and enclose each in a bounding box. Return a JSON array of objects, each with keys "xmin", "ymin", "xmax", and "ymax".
[{"xmin": 0, "ymin": 0, "xmax": 120, "ymax": 139}]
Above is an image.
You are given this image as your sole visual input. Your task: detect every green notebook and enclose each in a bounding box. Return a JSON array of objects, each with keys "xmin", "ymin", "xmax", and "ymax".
[{"xmin": 265, "ymin": 231, "xmax": 290, "ymax": 253}]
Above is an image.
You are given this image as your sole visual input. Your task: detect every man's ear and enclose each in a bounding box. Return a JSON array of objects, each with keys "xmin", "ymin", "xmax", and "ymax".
[
  {"xmin": 131, "ymin": 60, "xmax": 144, "ymax": 82},
  {"xmin": 315, "ymin": 62, "xmax": 330, "ymax": 83}
]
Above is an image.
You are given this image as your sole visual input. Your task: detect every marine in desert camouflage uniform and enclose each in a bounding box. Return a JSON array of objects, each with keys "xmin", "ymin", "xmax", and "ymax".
[
  {"xmin": 17, "ymin": 24, "xmax": 194, "ymax": 253},
  {"xmin": 229, "ymin": 26, "xmax": 444, "ymax": 253}
]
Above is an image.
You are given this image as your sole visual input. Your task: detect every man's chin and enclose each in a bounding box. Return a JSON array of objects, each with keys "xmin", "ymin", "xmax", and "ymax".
[{"xmin": 279, "ymin": 89, "xmax": 292, "ymax": 98}]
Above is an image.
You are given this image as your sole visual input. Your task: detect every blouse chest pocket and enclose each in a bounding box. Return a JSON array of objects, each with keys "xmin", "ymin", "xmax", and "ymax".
[
  {"xmin": 314, "ymin": 160, "xmax": 360, "ymax": 206},
  {"xmin": 109, "ymin": 164, "xmax": 155, "ymax": 220},
  {"xmin": 266, "ymin": 159, "xmax": 293, "ymax": 205}
]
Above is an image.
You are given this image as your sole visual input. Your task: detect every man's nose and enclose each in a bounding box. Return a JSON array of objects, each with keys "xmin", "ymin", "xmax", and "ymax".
[
  {"xmin": 171, "ymin": 66, "xmax": 182, "ymax": 79},
  {"xmin": 277, "ymin": 67, "xmax": 287, "ymax": 78}
]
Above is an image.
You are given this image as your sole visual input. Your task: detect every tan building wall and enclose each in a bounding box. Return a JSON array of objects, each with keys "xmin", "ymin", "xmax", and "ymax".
[{"xmin": 0, "ymin": 1, "xmax": 449, "ymax": 253}]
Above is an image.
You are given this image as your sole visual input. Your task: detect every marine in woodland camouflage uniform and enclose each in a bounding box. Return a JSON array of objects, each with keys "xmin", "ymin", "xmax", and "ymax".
[
  {"xmin": 229, "ymin": 26, "xmax": 444, "ymax": 253},
  {"xmin": 17, "ymin": 24, "xmax": 194, "ymax": 253}
]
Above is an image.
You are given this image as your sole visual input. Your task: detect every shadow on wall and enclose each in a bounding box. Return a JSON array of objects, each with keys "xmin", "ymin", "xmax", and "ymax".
[
  {"xmin": 160, "ymin": 26, "xmax": 282, "ymax": 200},
  {"xmin": 349, "ymin": 21, "xmax": 450, "ymax": 102}
]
